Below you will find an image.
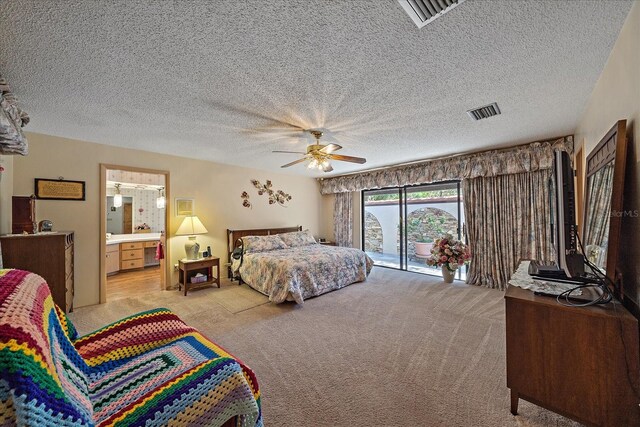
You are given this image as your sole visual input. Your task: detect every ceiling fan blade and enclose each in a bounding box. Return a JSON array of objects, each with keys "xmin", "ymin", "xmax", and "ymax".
[
  {"xmin": 281, "ymin": 158, "xmax": 308, "ymax": 168},
  {"xmin": 328, "ymin": 154, "xmax": 367, "ymax": 164},
  {"xmin": 322, "ymin": 163, "xmax": 334, "ymax": 172},
  {"xmin": 319, "ymin": 143, "xmax": 342, "ymax": 154},
  {"xmin": 273, "ymin": 150, "xmax": 306, "ymax": 154}
]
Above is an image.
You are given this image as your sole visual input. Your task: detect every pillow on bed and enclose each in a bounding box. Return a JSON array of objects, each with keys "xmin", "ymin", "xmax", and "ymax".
[
  {"xmin": 278, "ymin": 230, "xmax": 317, "ymax": 247},
  {"xmin": 242, "ymin": 235, "xmax": 289, "ymax": 254}
]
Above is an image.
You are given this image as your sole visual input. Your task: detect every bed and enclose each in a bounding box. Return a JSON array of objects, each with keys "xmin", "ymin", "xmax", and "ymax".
[{"xmin": 227, "ymin": 227, "xmax": 373, "ymax": 304}]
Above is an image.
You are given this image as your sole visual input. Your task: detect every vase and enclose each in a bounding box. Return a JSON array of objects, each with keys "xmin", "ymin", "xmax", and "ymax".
[{"xmin": 442, "ymin": 265, "xmax": 457, "ymax": 283}]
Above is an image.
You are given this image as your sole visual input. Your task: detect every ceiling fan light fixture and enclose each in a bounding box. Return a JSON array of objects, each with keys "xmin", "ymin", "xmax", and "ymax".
[{"xmin": 275, "ymin": 128, "xmax": 366, "ymax": 172}]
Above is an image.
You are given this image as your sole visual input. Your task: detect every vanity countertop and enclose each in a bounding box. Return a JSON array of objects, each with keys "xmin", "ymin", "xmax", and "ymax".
[{"xmin": 106, "ymin": 233, "xmax": 162, "ymax": 245}]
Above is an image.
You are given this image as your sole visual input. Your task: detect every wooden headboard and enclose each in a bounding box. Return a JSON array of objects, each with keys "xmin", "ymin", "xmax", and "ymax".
[{"xmin": 226, "ymin": 226, "xmax": 302, "ymax": 277}]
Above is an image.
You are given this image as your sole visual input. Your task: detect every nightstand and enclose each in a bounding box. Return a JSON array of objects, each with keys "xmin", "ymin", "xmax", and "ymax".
[
  {"xmin": 319, "ymin": 241, "xmax": 337, "ymax": 246},
  {"xmin": 178, "ymin": 256, "xmax": 220, "ymax": 296}
]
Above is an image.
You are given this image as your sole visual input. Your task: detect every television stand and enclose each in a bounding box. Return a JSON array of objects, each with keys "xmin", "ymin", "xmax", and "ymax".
[{"xmin": 506, "ymin": 263, "xmax": 640, "ymax": 426}]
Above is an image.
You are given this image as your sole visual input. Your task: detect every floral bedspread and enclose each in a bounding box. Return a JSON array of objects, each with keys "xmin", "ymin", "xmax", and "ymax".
[{"xmin": 233, "ymin": 244, "xmax": 373, "ymax": 304}]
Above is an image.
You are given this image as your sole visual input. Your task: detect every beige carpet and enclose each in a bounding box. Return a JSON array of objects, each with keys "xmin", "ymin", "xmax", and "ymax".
[
  {"xmin": 207, "ymin": 282, "xmax": 270, "ymax": 313},
  {"xmin": 70, "ymin": 268, "xmax": 581, "ymax": 427}
]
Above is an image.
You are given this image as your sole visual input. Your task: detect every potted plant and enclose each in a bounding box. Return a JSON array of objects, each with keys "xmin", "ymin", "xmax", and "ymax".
[
  {"xmin": 426, "ymin": 234, "xmax": 471, "ymax": 283},
  {"xmin": 414, "ymin": 236, "xmax": 434, "ymax": 257}
]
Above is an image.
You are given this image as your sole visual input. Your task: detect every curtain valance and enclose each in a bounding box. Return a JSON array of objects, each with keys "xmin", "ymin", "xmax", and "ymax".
[{"xmin": 319, "ymin": 136, "xmax": 573, "ymax": 195}]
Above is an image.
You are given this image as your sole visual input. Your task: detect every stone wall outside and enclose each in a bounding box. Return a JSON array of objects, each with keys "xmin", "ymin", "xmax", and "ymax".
[{"xmin": 364, "ymin": 211, "xmax": 383, "ymax": 253}]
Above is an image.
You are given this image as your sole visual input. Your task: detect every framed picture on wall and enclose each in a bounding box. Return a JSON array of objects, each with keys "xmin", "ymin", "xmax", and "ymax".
[
  {"xmin": 34, "ymin": 178, "xmax": 86, "ymax": 200},
  {"xmin": 175, "ymin": 198, "xmax": 195, "ymax": 216}
]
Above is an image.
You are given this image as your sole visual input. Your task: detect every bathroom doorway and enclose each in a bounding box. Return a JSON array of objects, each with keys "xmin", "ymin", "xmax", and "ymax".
[{"xmin": 99, "ymin": 164, "xmax": 170, "ymax": 303}]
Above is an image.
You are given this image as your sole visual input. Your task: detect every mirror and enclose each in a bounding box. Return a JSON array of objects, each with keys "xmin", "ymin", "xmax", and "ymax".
[
  {"xmin": 106, "ymin": 185, "xmax": 166, "ymax": 235},
  {"xmin": 583, "ymin": 161, "xmax": 614, "ymax": 269},
  {"xmin": 106, "ymin": 196, "xmax": 133, "ymax": 234},
  {"xmin": 582, "ymin": 120, "xmax": 627, "ymax": 294}
]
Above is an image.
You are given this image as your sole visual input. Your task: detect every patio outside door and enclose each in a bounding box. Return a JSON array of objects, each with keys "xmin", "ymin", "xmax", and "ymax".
[{"xmin": 362, "ymin": 181, "xmax": 466, "ymax": 280}]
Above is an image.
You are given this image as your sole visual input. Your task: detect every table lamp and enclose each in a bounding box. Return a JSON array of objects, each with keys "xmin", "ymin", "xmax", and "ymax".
[{"xmin": 176, "ymin": 215, "xmax": 208, "ymax": 260}]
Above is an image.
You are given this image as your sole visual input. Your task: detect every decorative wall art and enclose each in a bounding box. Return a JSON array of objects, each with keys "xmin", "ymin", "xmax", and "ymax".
[
  {"xmin": 35, "ymin": 178, "xmax": 86, "ymax": 201},
  {"xmin": 250, "ymin": 179, "xmax": 292, "ymax": 207},
  {"xmin": 241, "ymin": 191, "xmax": 251, "ymax": 208},
  {"xmin": 175, "ymin": 198, "xmax": 194, "ymax": 216}
]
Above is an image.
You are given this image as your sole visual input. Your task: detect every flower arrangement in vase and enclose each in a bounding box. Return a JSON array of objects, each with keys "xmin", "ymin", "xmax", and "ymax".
[{"xmin": 426, "ymin": 233, "xmax": 471, "ymax": 283}]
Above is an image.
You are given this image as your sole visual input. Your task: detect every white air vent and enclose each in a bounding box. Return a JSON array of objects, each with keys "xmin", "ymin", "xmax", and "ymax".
[
  {"xmin": 467, "ymin": 103, "xmax": 501, "ymax": 121},
  {"xmin": 398, "ymin": 0, "xmax": 466, "ymax": 29}
]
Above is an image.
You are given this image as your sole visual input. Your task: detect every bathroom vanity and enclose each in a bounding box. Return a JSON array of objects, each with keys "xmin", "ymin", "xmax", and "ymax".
[{"xmin": 106, "ymin": 233, "xmax": 162, "ymax": 275}]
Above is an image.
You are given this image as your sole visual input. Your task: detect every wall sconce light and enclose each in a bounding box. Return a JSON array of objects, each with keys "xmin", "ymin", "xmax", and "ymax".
[
  {"xmin": 156, "ymin": 187, "xmax": 166, "ymax": 209},
  {"xmin": 113, "ymin": 183, "xmax": 122, "ymax": 208}
]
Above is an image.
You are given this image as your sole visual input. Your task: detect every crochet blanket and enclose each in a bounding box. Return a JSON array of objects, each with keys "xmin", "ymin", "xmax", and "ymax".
[{"xmin": 0, "ymin": 269, "xmax": 262, "ymax": 426}]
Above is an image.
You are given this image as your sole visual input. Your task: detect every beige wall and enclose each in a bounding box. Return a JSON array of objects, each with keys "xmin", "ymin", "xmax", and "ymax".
[
  {"xmin": 7, "ymin": 132, "xmax": 326, "ymax": 308},
  {"xmin": 574, "ymin": 1, "xmax": 640, "ymax": 309},
  {"xmin": 0, "ymin": 155, "xmax": 14, "ymax": 236},
  {"xmin": 320, "ymin": 193, "xmax": 336, "ymax": 242}
]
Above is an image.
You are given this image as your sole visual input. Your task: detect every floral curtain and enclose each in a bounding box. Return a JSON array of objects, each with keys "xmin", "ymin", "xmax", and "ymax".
[
  {"xmin": 333, "ymin": 192, "xmax": 353, "ymax": 247},
  {"xmin": 463, "ymin": 170, "xmax": 553, "ymax": 290},
  {"xmin": 583, "ymin": 162, "xmax": 614, "ymax": 248},
  {"xmin": 319, "ymin": 137, "xmax": 572, "ymax": 194},
  {"xmin": 0, "ymin": 74, "xmax": 29, "ymax": 155}
]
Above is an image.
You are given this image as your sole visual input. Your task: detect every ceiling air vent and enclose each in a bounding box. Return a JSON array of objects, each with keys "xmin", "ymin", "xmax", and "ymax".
[
  {"xmin": 398, "ymin": 0, "xmax": 466, "ymax": 29},
  {"xmin": 467, "ymin": 102, "xmax": 501, "ymax": 121}
]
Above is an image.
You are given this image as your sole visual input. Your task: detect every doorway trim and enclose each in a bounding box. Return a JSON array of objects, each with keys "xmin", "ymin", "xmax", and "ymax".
[{"xmin": 99, "ymin": 164, "xmax": 171, "ymax": 304}]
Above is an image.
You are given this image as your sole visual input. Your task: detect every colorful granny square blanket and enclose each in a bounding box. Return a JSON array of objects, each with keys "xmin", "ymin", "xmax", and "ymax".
[{"xmin": 0, "ymin": 269, "xmax": 262, "ymax": 426}]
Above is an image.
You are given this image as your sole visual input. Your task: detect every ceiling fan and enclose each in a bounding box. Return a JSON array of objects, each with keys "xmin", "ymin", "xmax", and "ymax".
[{"xmin": 273, "ymin": 130, "xmax": 366, "ymax": 172}]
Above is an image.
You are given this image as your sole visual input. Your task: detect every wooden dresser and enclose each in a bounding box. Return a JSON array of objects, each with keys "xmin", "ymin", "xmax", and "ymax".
[
  {"xmin": 505, "ymin": 284, "xmax": 640, "ymax": 426},
  {"xmin": 0, "ymin": 232, "xmax": 75, "ymax": 312}
]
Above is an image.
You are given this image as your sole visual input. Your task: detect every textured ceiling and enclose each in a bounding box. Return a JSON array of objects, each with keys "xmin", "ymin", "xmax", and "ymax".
[{"xmin": 0, "ymin": 0, "xmax": 633, "ymax": 177}]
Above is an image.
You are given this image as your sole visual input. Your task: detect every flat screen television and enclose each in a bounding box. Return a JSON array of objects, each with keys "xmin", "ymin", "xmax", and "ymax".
[
  {"xmin": 549, "ymin": 150, "xmax": 584, "ymax": 278},
  {"xmin": 531, "ymin": 149, "xmax": 585, "ymax": 280}
]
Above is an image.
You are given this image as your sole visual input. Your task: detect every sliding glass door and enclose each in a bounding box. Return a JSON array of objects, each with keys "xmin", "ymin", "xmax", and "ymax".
[
  {"xmin": 363, "ymin": 181, "xmax": 466, "ymax": 280},
  {"xmin": 362, "ymin": 188, "xmax": 403, "ymax": 269}
]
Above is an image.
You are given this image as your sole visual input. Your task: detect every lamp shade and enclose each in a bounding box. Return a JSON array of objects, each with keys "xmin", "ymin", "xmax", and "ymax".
[{"xmin": 176, "ymin": 215, "xmax": 208, "ymax": 236}]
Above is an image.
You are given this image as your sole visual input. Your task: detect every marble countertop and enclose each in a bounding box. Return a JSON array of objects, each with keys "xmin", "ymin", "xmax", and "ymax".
[{"xmin": 106, "ymin": 233, "xmax": 162, "ymax": 245}]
